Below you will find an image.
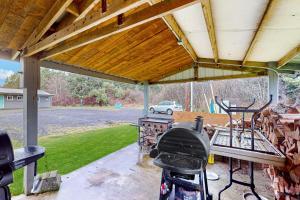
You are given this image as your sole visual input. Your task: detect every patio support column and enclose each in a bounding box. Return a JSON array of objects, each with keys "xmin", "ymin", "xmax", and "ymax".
[
  {"xmin": 268, "ymin": 68, "xmax": 279, "ymax": 105},
  {"xmin": 190, "ymin": 82, "xmax": 194, "ymax": 112},
  {"xmin": 21, "ymin": 56, "xmax": 40, "ymax": 195},
  {"xmin": 143, "ymin": 81, "xmax": 149, "ymax": 116}
]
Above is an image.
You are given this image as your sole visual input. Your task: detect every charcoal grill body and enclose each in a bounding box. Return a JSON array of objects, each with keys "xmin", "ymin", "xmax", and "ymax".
[
  {"xmin": 152, "ymin": 118, "xmax": 212, "ymax": 200},
  {"xmin": 0, "ymin": 132, "xmax": 45, "ymax": 200}
]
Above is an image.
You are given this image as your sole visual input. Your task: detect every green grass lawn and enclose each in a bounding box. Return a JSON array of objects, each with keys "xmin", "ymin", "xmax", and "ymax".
[{"xmin": 10, "ymin": 125, "xmax": 137, "ymax": 196}]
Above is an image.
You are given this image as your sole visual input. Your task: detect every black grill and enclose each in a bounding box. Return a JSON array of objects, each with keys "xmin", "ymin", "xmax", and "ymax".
[
  {"xmin": 154, "ymin": 119, "xmax": 210, "ymax": 174},
  {"xmin": 151, "ymin": 117, "xmax": 212, "ymax": 200},
  {"xmin": 0, "ymin": 131, "xmax": 45, "ymax": 200}
]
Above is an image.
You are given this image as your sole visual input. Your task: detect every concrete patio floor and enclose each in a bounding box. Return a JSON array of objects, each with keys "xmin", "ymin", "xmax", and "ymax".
[{"xmin": 13, "ymin": 144, "xmax": 275, "ymax": 200}]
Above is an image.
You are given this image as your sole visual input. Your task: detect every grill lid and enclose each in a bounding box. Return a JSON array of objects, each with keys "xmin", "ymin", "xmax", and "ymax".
[{"xmin": 153, "ymin": 117, "xmax": 210, "ymax": 174}]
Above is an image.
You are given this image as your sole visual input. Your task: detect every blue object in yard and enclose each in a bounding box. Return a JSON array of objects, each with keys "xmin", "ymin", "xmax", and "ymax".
[
  {"xmin": 114, "ymin": 102, "xmax": 123, "ymax": 109},
  {"xmin": 209, "ymin": 99, "xmax": 215, "ymax": 113}
]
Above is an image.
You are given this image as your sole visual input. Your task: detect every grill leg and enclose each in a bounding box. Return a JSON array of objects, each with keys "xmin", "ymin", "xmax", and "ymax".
[
  {"xmin": 0, "ymin": 186, "xmax": 11, "ymax": 200},
  {"xmin": 203, "ymin": 170, "xmax": 212, "ymax": 200},
  {"xmin": 199, "ymin": 173, "xmax": 204, "ymax": 200},
  {"xmin": 218, "ymin": 158, "xmax": 233, "ymax": 200}
]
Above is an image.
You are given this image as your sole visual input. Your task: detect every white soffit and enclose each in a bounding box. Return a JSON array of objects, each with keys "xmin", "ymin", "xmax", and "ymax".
[
  {"xmin": 161, "ymin": 68, "xmax": 194, "ymax": 81},
  {"xmin": 173, "ymin": 3, "xmax": 214, "ymax": 58},
  {"xmin": 160, "ymin": 67, "xmax": 245, "ymax": 82},
  {"xmin": 248, "ymin": 0, "xmax": 300, "ymax": 62},
  {"xmin": 212, "ymin": 0, "xmax": 269, "ymax": 60},
  {"xmin": 198, "ymin": 67, "xmax": 245, "ymax": 78}
]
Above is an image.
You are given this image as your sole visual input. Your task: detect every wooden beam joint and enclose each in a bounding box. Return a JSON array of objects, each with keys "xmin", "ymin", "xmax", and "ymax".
[
  {"xmin": 102, "ymin": 0, "xmax": 107, "ymax": 13},
  {"xmin": 118, "ymin": 14, "xmax": 124, "ymax": 26}
]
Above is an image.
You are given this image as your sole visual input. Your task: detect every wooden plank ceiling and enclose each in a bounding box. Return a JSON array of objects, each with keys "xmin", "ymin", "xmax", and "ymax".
[
  {"xmin": 0, "ymin": 0, "xmax": 298, "ymax": 84},
  {"xmin": 51, "ymin": 19, "xmax": 193, "ymax": 82}
]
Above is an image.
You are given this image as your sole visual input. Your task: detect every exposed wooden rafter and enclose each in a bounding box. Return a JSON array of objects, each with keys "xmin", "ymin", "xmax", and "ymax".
[
  {"xmin": 24, "ymin": 0, "xmax": 148, "ymax": 57},
  {"xmin": 277, "ymin": 45, "xmax": 300, "ymax": 69},
  {"xmin": 198, "ymin": 58, "xmax": 269, "ymax": 68},
  {"xmin": 66, "ymin": 2, "xmax": 80, "ymax": 17},
  {"xmin": 201, "ymin": 0, "xmax": 218, "ymax": 63},
  {"xmin": 152, "ymin": 73, "xmax": 265, "ymax": 84},
  {"xmin": 280, "ymin": 63, "xmax": 300, "ymax": 71},
  {"xmin": 39, "ymin": 0, "xmax": 201, "ymax": 60},
  {"xmin": 11, "ymin": 0, "xmax": 73, "ymax": 60},
  {"xmin": 60, "ymin": 1, "xmax": 100, "ymax": 31},
  {"xmin": 242, "ymin": 0, "xmax": 275, "ymax": 65},
  {"xmin": 75, "ymin": 0, "xmax": 102, "ymax": 21},
  {"xmin": 149, "ymin": 0, "xmax": 198, "ymax": 61},
  {"xmin": 41, "ymin": 60, "xmax": 137, "ymax": 84},
  {"xmin": 150, "ymin": 60, "xmax": 268, "ymax": 83},
  {"xmin": 163, "ymin": 15, "xmax": 198, "ymax": 61}
]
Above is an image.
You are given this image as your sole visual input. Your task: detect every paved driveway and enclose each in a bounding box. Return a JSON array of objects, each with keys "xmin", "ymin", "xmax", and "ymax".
[{"xmin": 0, "ymin": 107, "xmax": 144, "ymax": 141}]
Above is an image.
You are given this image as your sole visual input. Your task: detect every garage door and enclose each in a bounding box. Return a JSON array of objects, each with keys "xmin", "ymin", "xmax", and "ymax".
[{"xmin": 0, "ymin": 95, "xmax": 4, "ymax": 109}]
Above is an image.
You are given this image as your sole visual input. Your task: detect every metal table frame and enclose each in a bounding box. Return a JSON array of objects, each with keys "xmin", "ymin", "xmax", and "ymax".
[{"xmin": 214, "ymin": 95, "xmax": 275, "ymax": 200}]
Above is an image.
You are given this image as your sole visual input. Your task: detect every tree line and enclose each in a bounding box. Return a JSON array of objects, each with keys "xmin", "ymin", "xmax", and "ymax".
[
  {"xmin": 3, "ymin": 68, "xmax": 144, "ymax": 106},
  {"xmin": 2, "ymin": 68, "xmax": 299, "ymax": 110}
]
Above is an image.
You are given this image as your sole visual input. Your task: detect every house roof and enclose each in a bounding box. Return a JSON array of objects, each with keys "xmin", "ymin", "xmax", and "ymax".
[
  {"xmin": 0, "ymin": 0, "xmax": 299, "ymax": 84},
  {"xmin": 0, "ymin": 88, "xmax": 53, "ymax": 96}
]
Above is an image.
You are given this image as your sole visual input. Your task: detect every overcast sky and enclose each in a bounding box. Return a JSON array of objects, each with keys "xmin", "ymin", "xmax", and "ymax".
[{"xmin": 0, "ymin": 59, "xmax": 20, "ymax": 86}]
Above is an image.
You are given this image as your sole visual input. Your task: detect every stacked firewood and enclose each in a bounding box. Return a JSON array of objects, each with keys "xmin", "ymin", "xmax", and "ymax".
[
  {"xmin": 260, "ymin": 104, "xmax": 300, "ymax": 200},
  {"xmin": 204, "ymin": 124, "xmax": 216, "ymax": 139},
  {"xmin": 138, "ymin": 119, "xmax": 172, "ymax": 153}
]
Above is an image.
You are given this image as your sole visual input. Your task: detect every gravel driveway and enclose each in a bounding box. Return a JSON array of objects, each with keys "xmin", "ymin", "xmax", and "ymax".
[{"xmin": 0, "ymin": 107, "xmax": 143, "ymax": 141}]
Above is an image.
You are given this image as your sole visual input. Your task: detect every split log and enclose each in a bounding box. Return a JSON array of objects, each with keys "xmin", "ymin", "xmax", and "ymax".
[{"xmin": 259, "ymin": 104, "xmax": 300, "ymax": 199}]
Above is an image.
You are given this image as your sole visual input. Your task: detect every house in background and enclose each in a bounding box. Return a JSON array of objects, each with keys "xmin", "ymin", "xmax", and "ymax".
[{"xmin": 0, "ymin": 88, "xmax": 53, "ymax": 109}]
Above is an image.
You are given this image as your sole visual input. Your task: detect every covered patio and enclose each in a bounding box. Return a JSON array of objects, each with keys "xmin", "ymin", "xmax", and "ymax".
[
  {"xmin": 0, "ymin": 0, "xmax": 299, "ymax": 199},
  {"xmin": 13, "ymin": 144, "xmax": 275, "ymax": 200}
]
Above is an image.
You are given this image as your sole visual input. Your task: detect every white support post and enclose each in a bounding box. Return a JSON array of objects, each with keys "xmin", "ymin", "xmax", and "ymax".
[
  {"xmin": 190, "ymin": 82, "xmax": 193, "ymax": 112},
  {"xmin": 268, "ymin": 69, "xmax": 279, "ymax": 105},
  {"xmin": 21, "ymin": 57, "xmax": 40, "ymax": 195},
  {"xmin": 143, "ymin": 81, "xmax": 149, "ymax": 116}
]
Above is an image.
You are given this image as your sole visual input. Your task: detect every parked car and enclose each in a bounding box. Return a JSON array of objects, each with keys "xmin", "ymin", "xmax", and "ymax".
[{"xmin": 149, "ymin": 101, "xmax": 183, "ymax": 115}]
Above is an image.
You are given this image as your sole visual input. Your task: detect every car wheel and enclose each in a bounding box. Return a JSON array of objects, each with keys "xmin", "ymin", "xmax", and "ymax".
[
  {"xmin": 150, "ymin": 107, "xmax": 155, "ymax": 114},
  {"xmin": 167, "ymin": 109, "xmax": 173, "ymax": 115}
]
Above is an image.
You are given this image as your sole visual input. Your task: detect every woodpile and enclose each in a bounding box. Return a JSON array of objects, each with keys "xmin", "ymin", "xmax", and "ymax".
[
  {"xmin": 260, "ymin": 104, "xmax": 300, "ymax": 200},
  {"xmin": 138, "ymin": 117, "xmax": 173, "ymax": 153},
  {"xmin": 204, "ymin": 124, "xmax": 216, "ymax": 139}
]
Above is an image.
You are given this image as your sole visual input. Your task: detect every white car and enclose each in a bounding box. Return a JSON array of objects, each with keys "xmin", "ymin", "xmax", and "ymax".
[{"xmin": 149, "ymin": 101, "xmax": 183, "ymax": 115}]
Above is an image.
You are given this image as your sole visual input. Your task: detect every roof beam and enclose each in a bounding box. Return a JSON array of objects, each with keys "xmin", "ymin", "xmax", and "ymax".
[
  {"xmin": 39, "ymin": 0, "xmax": 201, "ymax": 59},
  {"xmin": 163, "ymin": 15, "xmax": 198, "ymax": 61},
  {"xmin": 24, "ymin": 0, "xmax": 147, "ymax": 57},
  {"xmin": 197, "ymin": 58, "xmax": 269, "ymax": 68},
  {"xmin": 66, "ymin": 2, "xmax": 80, "ymax": 17},
  {"xmin": 198, "ymin": 63, "xmax": 266, "ymax": 73},
  {"xmin": 41, "ymin": 60, "xmax": 137, "ymax": 84},
  {"xmin": 279, "ymin": 63, "xmax": 300, "ymax": 71},
  {"xmin": 152, "ymin": 73, "xmax": 265, "ymax": 84},
  {"xmin": 201, "ymin": 0, "xmax": 218, "ymax": 63},
  {"xmin": 150, "ymin": 60, "xmax": 267, "ymax": 83},
  {"xmin": 149, "ymin": 0, "xmax": 198, "ymax": 61},
  {"xmin": 75, "ymin": 0, "xmax": 101, "ymax": 21},
  {"xmin": 277, "ymin": 45, "xmax": 300, "ymax": 68},
  {"xmin": 11, "ymin": 0, "xmax": 73, "ymax": 60},
  {"xmin": 242, "ymin": 0, "xmax": 275, "ymax": 65},
  {"xmin": 58, "ymin": 1, "xmax": 100, "ymax": 31}
]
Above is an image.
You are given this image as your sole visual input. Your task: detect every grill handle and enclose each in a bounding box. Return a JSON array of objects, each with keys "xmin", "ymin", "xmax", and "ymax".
[{"xmin": 195, "ymin": 116, "xmax": 203, "ymax": 133}]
